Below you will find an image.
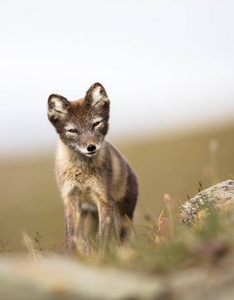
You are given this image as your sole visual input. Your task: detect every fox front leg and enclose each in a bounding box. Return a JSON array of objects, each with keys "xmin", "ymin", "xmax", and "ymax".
[
  {"xmin": 64, "ymin": 200, "xmax": 82, "ymax": 254},
  {"xmin": 98, "ymin": 200, "xmax": 115, "ymax": 248}
]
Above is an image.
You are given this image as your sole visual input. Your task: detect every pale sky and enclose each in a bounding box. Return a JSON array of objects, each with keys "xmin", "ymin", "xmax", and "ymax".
[{"xmin": 1, "ymin": 0, "xmax": 234, "ymax": 157}]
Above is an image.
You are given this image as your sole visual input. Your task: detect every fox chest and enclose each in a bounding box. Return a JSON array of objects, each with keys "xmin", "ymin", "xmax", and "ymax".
[{"xmin": 59, "ymin": 165, "xmax": 105, "ymax": 203}]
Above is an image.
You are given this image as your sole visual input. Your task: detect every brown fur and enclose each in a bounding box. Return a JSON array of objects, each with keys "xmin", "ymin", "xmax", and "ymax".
[{"xmin": 47, "ymin": 83, "xmax": 138, "ymax": 253}]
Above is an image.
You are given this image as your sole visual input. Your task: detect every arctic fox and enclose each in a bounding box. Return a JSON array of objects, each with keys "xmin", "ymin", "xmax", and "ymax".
[{"xmin": 47, "ymin": 83, "xmax": 138, "ymax": 253}]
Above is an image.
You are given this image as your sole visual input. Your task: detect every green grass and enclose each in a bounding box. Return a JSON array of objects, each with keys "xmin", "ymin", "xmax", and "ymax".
[{"xmin": 0, "ymin": 123, "xmax": 234, "ymax": 255}]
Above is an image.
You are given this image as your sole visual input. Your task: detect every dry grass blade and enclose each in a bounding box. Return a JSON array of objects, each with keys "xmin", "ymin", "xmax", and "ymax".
[
  {"xmin": 22, "ymin": 231, "xmax": 40, "ymax": 262},
  {"xmin": 142, "ymin": 204, "xmax": 158, "ymax": 222},
  {"xmin": 125, "ymin": 214, "xmax": 137, "ymax": 237},
  {"xmin": 177, "ymin": 195, "xmax": 183, "ymax": 206}
]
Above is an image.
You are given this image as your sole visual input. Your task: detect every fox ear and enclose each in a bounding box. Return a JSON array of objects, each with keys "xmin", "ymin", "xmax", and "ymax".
[
  {"xmin": 47, "ymin": 94, "xmax": 69, "ymax": 121},
  {"xmin": 85, "ymin": 83, "xmax": 109, "ymax": 106}
]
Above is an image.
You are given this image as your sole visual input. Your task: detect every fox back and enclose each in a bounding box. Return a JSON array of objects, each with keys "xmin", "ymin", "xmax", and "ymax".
[{"xmin": 47, "ymin": 83, "xmax": 138, "ymax": 254}]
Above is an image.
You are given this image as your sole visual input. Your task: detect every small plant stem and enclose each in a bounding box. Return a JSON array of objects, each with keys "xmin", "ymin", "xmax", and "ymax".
[{"xmin": 164, "ymin": 194, "xmax": 174, "ymax": 236}]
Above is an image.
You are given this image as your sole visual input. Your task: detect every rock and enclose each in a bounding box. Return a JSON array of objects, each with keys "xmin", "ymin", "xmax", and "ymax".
[
  {"xmin": 180, "ymin": 180, "xmax": 234, "ymax": 224},
  {"xmin": 1, "ymin": 255, "xmax": 234, "ymax": 300},
  {"xmin": 167, "ymin": 256, "xmax": 234, "ymax": 300},
  {"xmin": 0, "ymin": 257, "xmax": 169, "ymax": 300}
]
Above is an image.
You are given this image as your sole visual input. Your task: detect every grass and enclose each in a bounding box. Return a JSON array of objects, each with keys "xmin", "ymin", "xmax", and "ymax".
[
  {"xmin": 18, "ymin": 199, "xmax": 234, "ymax": 276},
  {"xmin": 0, "ymin": 122, "xmax": 234, "ymax": 260},
  {"xmin": 93, "ymin": 205, "xmax": 233, "ymax": 274}
]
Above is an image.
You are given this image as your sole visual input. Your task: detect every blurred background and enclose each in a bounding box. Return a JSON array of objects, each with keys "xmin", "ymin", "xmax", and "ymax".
[{"xmin": 0, "ymin": 0, "xmax": 234, "ymax": 252}]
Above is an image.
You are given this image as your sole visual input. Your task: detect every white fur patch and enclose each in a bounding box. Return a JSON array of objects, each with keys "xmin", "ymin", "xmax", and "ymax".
[
  {"xmin": 49, "ymin": 96, "xmax": 68, "ymax": 115},
  {"xmin": 81, "ymin": 203, "xmax": 97, "ymax": 212},
  {"xmin": 92, "ymin": 86, "xmax": 102, "ymax": 103},
  {"xmin": 75, "ymin": 146, "xmax": 88, "ymax": 155},
  {"xmin": 91, "ymin": 86, "xmax": 108, "ymax": 106},
  {"xmin": 93, "ymin": 117, "xmax": 102, "ymax": 124},
  {"xmin": 92, "ymin": 118, "xmax": 103, "ymax": 128},
  {"xmin": 65, "ymin": 123, "xmax": 77, "ymax": 132}
]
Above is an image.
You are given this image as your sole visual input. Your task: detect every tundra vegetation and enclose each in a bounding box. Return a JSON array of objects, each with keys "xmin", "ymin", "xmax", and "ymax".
[{"xmin": 1, "ymin": 124, "xmax": 234, "ymax": 299}]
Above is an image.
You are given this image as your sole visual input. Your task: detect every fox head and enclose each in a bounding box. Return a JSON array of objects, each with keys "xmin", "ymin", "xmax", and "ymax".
[{"xmin": 47, "ymin": 83, "xmax": 110, "ymax": 157}]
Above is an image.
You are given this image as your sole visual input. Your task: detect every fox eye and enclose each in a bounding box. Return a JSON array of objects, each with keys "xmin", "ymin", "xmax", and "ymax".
[
  {"xmin": 69, "ymin": 129, "xmax": 77, "ymax": 133},
  {"xmin": 93, "ymin": 121, "xmax": 101, "ymax": 128}
]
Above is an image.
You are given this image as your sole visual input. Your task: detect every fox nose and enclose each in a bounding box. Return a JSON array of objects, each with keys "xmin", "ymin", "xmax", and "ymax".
[{"xmin": 87, "ymin": 144, "xmax": 96, "ymax": 152}]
